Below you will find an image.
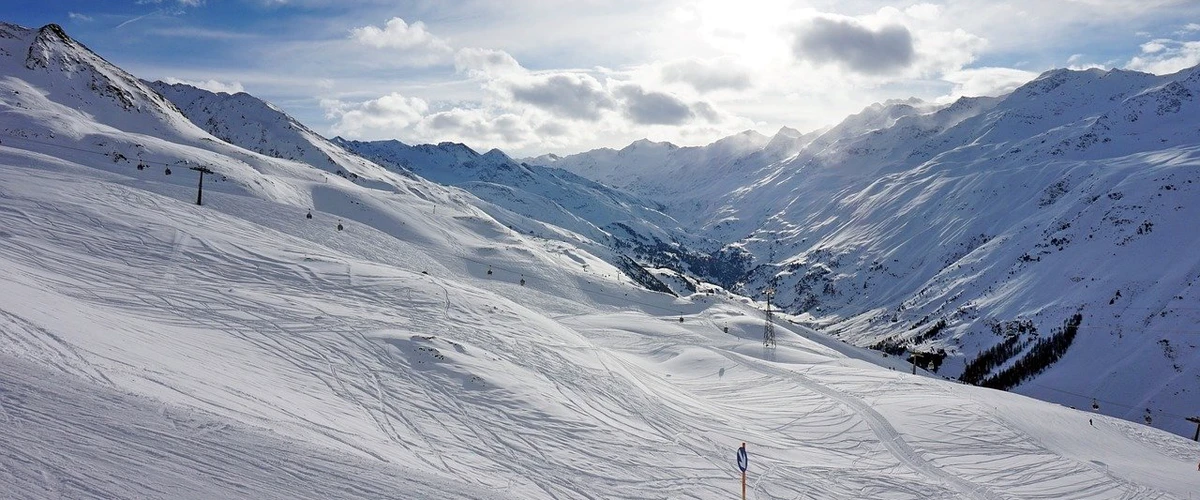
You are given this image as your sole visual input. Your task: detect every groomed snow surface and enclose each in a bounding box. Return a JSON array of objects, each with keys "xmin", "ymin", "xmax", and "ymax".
[{"xmin": 1, "ymin": 160, "xmax": 1199, "ymax": 499}]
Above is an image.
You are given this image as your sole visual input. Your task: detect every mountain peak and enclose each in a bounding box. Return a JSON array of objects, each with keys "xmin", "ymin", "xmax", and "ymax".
[
  {"xmin": 620, "ymin": 138, "xmax": 676, "ymax": 153},
  {"xmin": 482, "ymin": 148, "xmax": 512, "ymax": 162},
  {"xmin": 26, "ymin": 23, "xmax": 79, "ymax": 71},
  {"xmin": 436, "ymin": 142, "xmax": 479, "ymax": 156},
  {"xmin": 37, "ymin": 23, "xmax": 68, "ymax": 41},
  {"xmin": 712, "ymin": 129, "xmax": 770, "ymax": 151},
  {"xmin": 774, "ymin": 126, "xmax": 802, "ymax": 138}
]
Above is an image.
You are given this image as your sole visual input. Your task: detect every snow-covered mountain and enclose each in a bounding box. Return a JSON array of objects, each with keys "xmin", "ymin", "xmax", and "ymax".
[
  {"xmin": 330, "ymin": 137, "xmax": 703, "ymax": 257},
  {"xmin": 147, "ymin": 80, "xmax": 397, "ymax": 186},
  {"xmin": 542, "ymin": 66, "xmax": 1200, "ymax": 438},
  {"xmin": 3, "ymin": 21, "xmax": 1200, "ymax": 499},
  {"xmin": 533, "ymin": 128, "xmax": 818, "ymax": 231},
  {"xmin": 143, "ymin": 80, "xmax": 735, "ymax": 285}
]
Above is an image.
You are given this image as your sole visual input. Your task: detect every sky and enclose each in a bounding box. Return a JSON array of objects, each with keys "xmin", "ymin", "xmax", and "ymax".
[{"xmin": 7, "ymin": 1, "xmax": 1200, "ymax": 156}]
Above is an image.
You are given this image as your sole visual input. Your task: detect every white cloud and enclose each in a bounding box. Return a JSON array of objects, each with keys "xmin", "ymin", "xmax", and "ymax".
[
  {"xmin": 420, "ymin": 108, "xmax": 539, "ymax": 146},
  {"xmin": 262, "ymin": 0, "xmax": 1199, "ymax": 156},
  {"xmin": 454, "ymin": 47, "xmax": 523, "ymax": 77},
  {"xmin": 1141, "ymin": 40, "xmax": 1168, "ymax": 54},
  {"xmin": 68, "ymin": 12, "xmax": 94, "ymax": 22},
  {"xmin": 939, "ymin": 67, "xmax": 1039, "ymax": 100},
  {"xmin": 1126, "ymin": 39, "xmax": 1200, "ymax": 74},
  {"xmin": 322, "ymin": 92, "xmax": 430, "ymax": 138},
  {"xmin": 161, "ymin": 77, "xmax": 245, "ymax": 94},
  {"xmin": 904, "ymin": 3, "xmax": 942, "ymax": 21},
  {"xmin": 350, "ymin": 17, "xmax": 452, "ymax": 57},
  {"xmin": 659, "ymin": 58, "xmax": 753, "ymax": 92},
  {"xmin": 322, "ymin": 46, "xmax": 732, "ymax": 154}
]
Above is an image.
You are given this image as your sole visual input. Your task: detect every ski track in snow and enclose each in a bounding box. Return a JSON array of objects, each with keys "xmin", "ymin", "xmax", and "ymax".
[
  {"xmin": 713, "ymin": 349, "xmax": 1001, "ymax": 500},
  {"xmin": 0, "ymin": 353, "xmax": 505, "ymax": 500},
  {"xmin": 1, "ymin": 164, "xmax": 1199, "ymax": 498}
]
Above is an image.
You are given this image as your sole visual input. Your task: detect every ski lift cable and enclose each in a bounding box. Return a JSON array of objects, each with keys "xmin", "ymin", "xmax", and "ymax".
[
  {"xmin": 0, "ymin": 133, "xmax": 219, "ymax": 169},
  {"xmin": 1, "ymin": 133, "xmax": 691, "ymax": 315},
  {"xmin": 457, "ymin": 253, "xmax": 687, "ymax": 315},
  {"xmin": 1030, "ymin": 383, "xmax": 1192, "ymax": 420}
]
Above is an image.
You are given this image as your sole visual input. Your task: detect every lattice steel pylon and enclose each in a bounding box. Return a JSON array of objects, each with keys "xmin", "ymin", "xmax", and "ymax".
[
  {"xmin": 763, "ymin": 236, "xmax": 778, "ymax": 349},
  {"xmin": 763, "ymin": 287, "xmax": 776, "ymax": 348}
]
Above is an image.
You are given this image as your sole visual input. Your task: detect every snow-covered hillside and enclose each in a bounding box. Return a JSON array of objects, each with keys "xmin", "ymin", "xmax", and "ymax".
[
  {"xmin": 2, "ymin": 21, "xmax": 1200, "ymax": 499},
  {"xmin": 138, "ymin": 80, "xmax": 729, "ymax": 278},
  {"xmin": 541, "ymin": 66, "xmax": 1200, "ymax": 438},
  {"xmin": 147, "ymin": 80, "xmax": 397, "ymax": 186},
  {"xmin": 3, "ymin": 163, "xmax": 1199, "ymax": 498},
  {"xmin": 330, "ymin": 137, "xmax": 701, "ymax": 255},
  {"xmin": 534, "ymin": 128, "xmax": 820, "ymax": 232}
]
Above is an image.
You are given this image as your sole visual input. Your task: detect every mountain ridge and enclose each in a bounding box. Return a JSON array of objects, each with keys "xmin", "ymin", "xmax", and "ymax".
[{"xmin": 530, "ymin": 64, "xmax": 1200, "ymax": 436}]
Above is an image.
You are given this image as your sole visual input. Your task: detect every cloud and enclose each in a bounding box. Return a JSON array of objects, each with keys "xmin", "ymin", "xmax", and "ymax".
[
  {"xmin": 1126, "ymin": 39, "xmax": 1200, "ymax": 74},
  {"xmin": 1141, "ymin": 40, "xmax": 1169, "ymax": 54},
  {"xmin": 68, "ymin": 12, "xmax": 94, "ymax": 22},
  {"xmin": 615, "ymin": 84, "xmax": 720, "ymax": 125},
  {"xmin": 322, "ymin": 92, "xmax": 430, "ymax": 138},
  {"xmin": 135, "ymin": 0, "xmax": 204, "ymax": 8},
  {"xmin": 660, "ymin": 58, "xmax": 752, "ymax": 92},
  {"xmin": 509, "ymin": 74, "xmax": 616, "ymax": 121},
  {"xmin": 615, "ymin": 85, "xmax": 692, "ymax": 125},
  {"xmin": 422, "ymin": 109, "xmax": 536, "ymax": 144},
  {"xmin": 162, "ymin": 77, "xmax": 245, "ymax": 94},
  {"xmin": 940, "ymin": 67, "xmax": 1039, "ymax": 100},
  {"xmin": 792, "ymin": 16, "xmax": 916, "ymax": 74},
  {"xmin": 146, "ymin": 27, "xmax": 256, "ymax": 40},
  {"xmin": 322, "ymin": 94, "xmax": 554, "ymax": 152},
  {"xmin": 350, "ymin": 17, "xmax": 452, "ymax": 56},
  {"xmin": 454, "ymin": 47, "xmax": 522, "ymax": 77}
]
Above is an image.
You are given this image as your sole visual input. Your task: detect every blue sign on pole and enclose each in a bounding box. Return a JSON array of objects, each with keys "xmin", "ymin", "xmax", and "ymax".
[{"xmin": 736, "ymin": 444, "xmax": 748, "ymax": 472}]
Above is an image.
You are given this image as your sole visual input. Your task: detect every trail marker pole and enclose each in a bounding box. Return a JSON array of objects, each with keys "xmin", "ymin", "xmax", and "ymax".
[
  {"xmin": 189, "ymin": 166, "xmax": 214, "ymax": 206},
  {"xmin": 736, "ymin": 442, "xmax": 748, "ymax": 500}
]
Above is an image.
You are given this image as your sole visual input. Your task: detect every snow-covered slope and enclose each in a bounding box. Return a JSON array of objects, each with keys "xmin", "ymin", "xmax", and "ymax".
[
  {"xmin": 329, "ymin": 137, "xmax": 755, "ymax": 282},
  {"xmin": 2, "ymin": 21, "xmax": 1200, "ymax": 498},
  {"xmin": 132, "ymin": 80, "xmax": 720, "ymax": 272},
  {"xmin": 331, "ymin": 137, "xmax": 694, "ymax": 251},
  {"xmin": 535, "ymin": 129, "xmax": 814, "ymax": 230},
  {"xmin": 549, "ymin": 65, "xmax": 1200, "ymax": 438},
  {"xmin": 147, "ymin": 80, "xmax": 419, "ymax": 189},
  {"xmin": 3, "ymin": 161, "xmax": 1199, "ymax": 498}
]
